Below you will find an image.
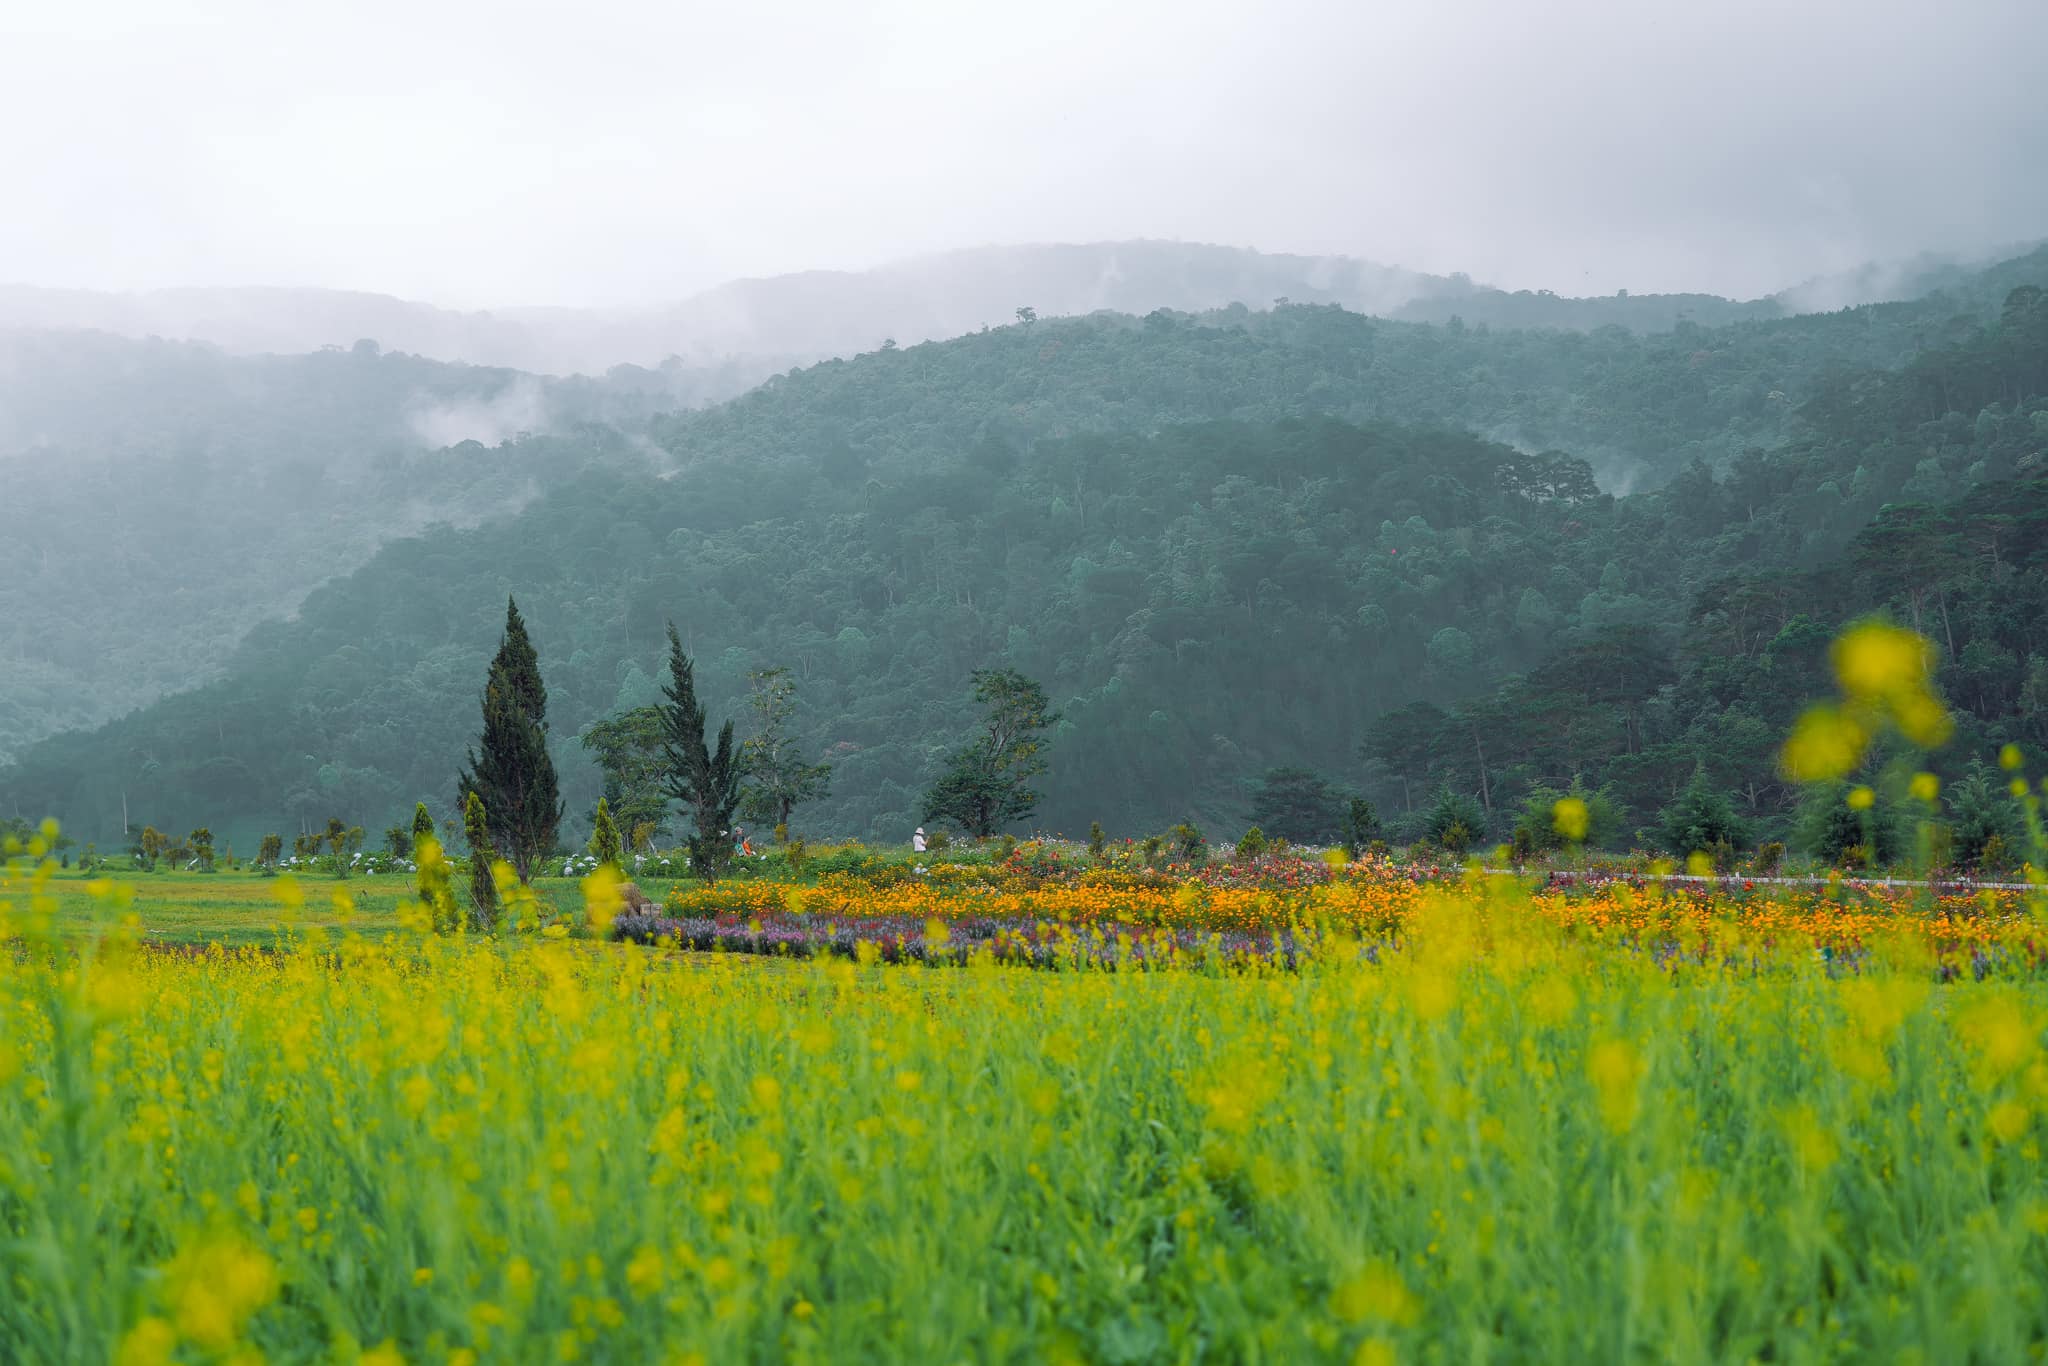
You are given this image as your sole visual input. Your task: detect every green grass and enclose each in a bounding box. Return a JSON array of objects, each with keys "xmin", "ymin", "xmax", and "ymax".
[{"xmin": 37, "ymin": 868, "xmax": 591, "ymax": 945}]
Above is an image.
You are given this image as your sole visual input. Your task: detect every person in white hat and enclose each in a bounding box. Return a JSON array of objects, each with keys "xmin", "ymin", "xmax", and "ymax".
[{"xmin": 912, "ymin": 827, "xmax": 928, "ymax": 854}]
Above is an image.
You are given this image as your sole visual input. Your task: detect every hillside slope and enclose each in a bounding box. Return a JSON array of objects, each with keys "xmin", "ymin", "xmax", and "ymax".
[{"xmin": 0, "ymin": 333, "xmax": 688, "ymax": 759}]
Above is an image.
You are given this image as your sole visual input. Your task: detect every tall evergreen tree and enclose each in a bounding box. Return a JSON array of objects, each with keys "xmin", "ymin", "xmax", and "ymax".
[
  {"xmin": 493, "ymin": 596, "xmax": 547, "ymax": 717},
  {"xmin": 659, "ymin": 623, "xmax": 742, "ymax": 880},
  {"xmin": 456, "ymin": 597, "xmax": 562, "ymax": 882},
  {"xmin": 411, "ymin": 801, "xmax": 436, "ymax": 850}
]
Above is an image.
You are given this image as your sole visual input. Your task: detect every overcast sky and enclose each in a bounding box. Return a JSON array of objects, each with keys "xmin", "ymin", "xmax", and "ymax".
[{"xmin": 4, "ymin": 0, "xmax": 2044, "ymax": 308}]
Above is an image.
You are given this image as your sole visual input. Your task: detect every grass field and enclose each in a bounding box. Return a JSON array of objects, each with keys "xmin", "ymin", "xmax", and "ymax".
[{"xmin": 25, "ymin": 867, "xmax": 598, "ymax": 945}]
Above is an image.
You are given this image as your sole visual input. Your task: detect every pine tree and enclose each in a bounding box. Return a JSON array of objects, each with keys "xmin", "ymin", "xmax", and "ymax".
[
  {"xmin": 588, "ymin": 797, "xmax": 622, "ymax": 868},
  {"xmin": 1422, "ymin": 784, "xmax": 1486, "ymax": 854},
  {"xmin": 456, "ymin": 597, "xmax": 563, "ymax": 882},
  {"xmin": 1656, "ymin": 765, "xmax": 1751, "ymax": 868},
  {"xmin": 463, "ymin": 790, "xmax": 497, "ymax": 929},
  {"xmin": 493, "ymin": 596, "xmax": 547, "ymax": 718},
  {"xmin": 659, "ymin": 623, "xmax": 742, "ymax": 880},
  {"xmin": 1343, "ymin": 798, "xmax": 1382, "ymax": 856}
]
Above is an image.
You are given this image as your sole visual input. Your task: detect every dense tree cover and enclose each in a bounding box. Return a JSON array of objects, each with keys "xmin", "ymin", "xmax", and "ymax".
[
  {"xmin": 1246, "ymin": 768, "xmax": 1349, "ymax": 845},
  {"xmin": 1358, "ymin": 287, "xmax": 2048, "ymax": 842},
  {"xmin": 1395, "ymin": 288, "xmax": 1784, "ymax": 333},
  {"xmin": 2, "ymin": 415, "xmax": 1614, "ymax": 846},
  {"xmin": 4, "ymin": 257, "xmax": 2047, "ymax": 852},
  {"xmin": 1389, "ymin": 245, "xmax": 2048, "ymax": 334},
  {"xmin": 644, "ymin": 259, "xmax": 2043, "ymax": 501}
]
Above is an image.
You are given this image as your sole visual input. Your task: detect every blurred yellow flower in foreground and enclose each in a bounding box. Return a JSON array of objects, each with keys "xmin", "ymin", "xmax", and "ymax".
[
  {"xmin": 1783, "ymin": 623, "xmax": 1952, "ymax": 780},
  {"xmin": 165, "ymin": 1237, "xmax": 278, "ymax": 1350},
  {"xmin": 1552, "ymin": 797, "xmax": 1590, "ymax": 843},
  {"xmin": 1330, "ymin": 1261, "xmax": 1419, "ymax": 1326},
  {"xmin": 1588, "ymin": 1040, "xmax": 1643, "ymax": 1135},
  {"xmin": 1833, "ymin": 622, "xmax": 1934, "ymax": 703},
  {"xmin": 1782, "ymin": 706, "xmax": 1870, "ymax": 782}
]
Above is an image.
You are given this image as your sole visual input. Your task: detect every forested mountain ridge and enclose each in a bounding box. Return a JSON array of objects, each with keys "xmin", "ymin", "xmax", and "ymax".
[
  {"xmin": 11, "ymin": 247, "xmax": 2040, "ymax": 765},
  {"xmin": 6, "ymin": 272, "xmax": 2045, "ymax": 853},
  {"xmin": 649, "ymin": 251, "xmax": 2048, "ymax": 494},
  {"xmin": 0, "ymin": 328, "xmax": 729, "ymax": 452}
]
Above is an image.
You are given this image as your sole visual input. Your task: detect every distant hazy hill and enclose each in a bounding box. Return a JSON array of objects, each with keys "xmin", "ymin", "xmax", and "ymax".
[
  {"xmin": 623, "ymin": 242, "xmax": 1450, "ymax": 362},
  {"xmin": 0, "ymin": 242, "xmax": 1450, "ymax": 376},
  {"xmin": 10, "ymin": 239, "xmax": 2034, "ymax": 380},
  {"xmin": 1390, "ymin": 242, "xmax": 2047, "ymax": 332}
]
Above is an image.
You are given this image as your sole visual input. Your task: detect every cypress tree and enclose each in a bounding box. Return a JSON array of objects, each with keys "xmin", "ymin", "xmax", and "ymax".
[
  {"xmin": 588, "ymin": 797, "xmax": 622, "ymax": 868},
  {"xmin": 411, "ymin": 801, "xmax": 435, "ymax": 851},
  {"xmin": 463, "ymin": 790, "xmax": 497, "ymax": 928},
  {"xmin": 494, "ymin": 597, "xmax": 547, "ymax": 718},
  {"xmin": 659, "ymin": 623, "xmax": 742, "ymax": 881},
  {"xmin": 415, "ymin": 832, "xmax": 459, "ymax": 935},
  {"xmin": 456, "ymin": 597, "xmax": 563, "ymax": 882}
]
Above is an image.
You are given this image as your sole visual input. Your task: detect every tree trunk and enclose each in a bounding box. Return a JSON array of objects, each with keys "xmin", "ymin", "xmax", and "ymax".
[{"xmin": 1471, "ymin": 727, "xmax": 1492, "ymax": 818}]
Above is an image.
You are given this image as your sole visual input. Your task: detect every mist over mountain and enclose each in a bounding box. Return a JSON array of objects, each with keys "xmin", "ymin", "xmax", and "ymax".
[
  {"xmin": 0, "ymin": 241, "xmax": 1454, "ymax": 376},
  {"xmin": 11, "ymin": 239, "xmax": 2019, "ymax": 383},
  {"xmin": 0, "ymin": 331, "xmax": 689, "ymax": 764}
]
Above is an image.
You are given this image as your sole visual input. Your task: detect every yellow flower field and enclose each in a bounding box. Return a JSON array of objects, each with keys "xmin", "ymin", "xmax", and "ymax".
[{"xmin": 5, "ymin": 850, "xmax": 2048, "ymax": 1362}]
